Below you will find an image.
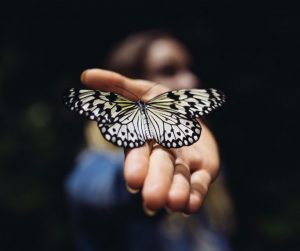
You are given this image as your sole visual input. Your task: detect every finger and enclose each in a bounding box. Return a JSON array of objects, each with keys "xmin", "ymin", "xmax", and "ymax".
[
  {"xmin": 167, "ymin": 162, "xmax": 190, "ymax": 211},
  {"xmin": 124, "ymin": 143, "xmax": 151, "ymax": 190},
  {"xmin": 142, "ymin": 147, "xmax": 174, "ymax": 210},
  {"xmin": 80, "ymin": 68, "xmax": 157, "ymax": 100},
  {"xmin": 184, "ymin": 170, "xmax": 212, "ymax": 214},
  {"xmin": 189, "ymin": 123, "xmax": 220, "ymax": 178}
]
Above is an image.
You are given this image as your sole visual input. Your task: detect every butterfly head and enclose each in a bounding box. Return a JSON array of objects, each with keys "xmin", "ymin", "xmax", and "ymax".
[{"xmin": 136, "ymin": 100, "xmax": 146, "ymax": 110}]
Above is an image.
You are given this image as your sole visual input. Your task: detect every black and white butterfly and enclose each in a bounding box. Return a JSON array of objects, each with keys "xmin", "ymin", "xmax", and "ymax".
[{"xmin": 63, "ymin": 88, "xmax": 225, "ymax": 148}]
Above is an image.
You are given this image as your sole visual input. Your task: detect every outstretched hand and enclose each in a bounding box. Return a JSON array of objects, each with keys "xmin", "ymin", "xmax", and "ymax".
[{"xmin": 81, "ymin": 68, "xmax": 221, "ymax": 215}]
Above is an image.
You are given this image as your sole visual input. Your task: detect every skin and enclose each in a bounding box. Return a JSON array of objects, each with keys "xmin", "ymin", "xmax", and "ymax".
[{"xmin": 80, "ymin": 68, "xmax": 220, "ymax": 214}]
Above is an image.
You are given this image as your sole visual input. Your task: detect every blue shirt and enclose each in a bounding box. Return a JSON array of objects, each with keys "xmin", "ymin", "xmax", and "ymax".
[{"xmin": 65, "ymin": 148, "xmax": 232, "ymax": 251}]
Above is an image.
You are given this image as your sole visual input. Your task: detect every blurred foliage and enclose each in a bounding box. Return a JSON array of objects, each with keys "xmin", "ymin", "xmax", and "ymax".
[{"xmin": 1, "ymin": 1, "xmax": 299, "ymax": 250}]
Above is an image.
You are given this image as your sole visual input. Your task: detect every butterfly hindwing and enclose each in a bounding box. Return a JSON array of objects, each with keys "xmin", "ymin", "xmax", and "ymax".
[
  {"xmin": 146, "ymin": 107, "xmax": 202, "ymax": 148},
  {"xmin": 98, "ymin": 107, "xmax": 147, "ymax": 148}
]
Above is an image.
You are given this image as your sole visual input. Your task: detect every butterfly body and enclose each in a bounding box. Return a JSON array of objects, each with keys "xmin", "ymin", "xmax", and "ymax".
[
  {"xmin": 136, "ymin": 100, "xmax": 153, "ymax": 140},
  {"xmin": 63, "ymin": 88, "xmax": 225, "ymax": 149}
]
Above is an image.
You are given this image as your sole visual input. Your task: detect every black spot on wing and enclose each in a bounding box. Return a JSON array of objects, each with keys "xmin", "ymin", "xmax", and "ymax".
[
  {"xmin": 167, "ymin": 92, "xmax": 180, "ymax": 101},
  {"xmin": 116, "ymin": 105, "xmax": 122, "ymax": 112},
  {"xmin": 107, "ymin": 92, "xmax": 118, "ymax": 102},
  {"xmin": 170, "ymin": 104, "xmax": 176, "ymax": 109},
  {"xmin": 184, "ymin": 90, "xmax": 193, "ymax": 98}
]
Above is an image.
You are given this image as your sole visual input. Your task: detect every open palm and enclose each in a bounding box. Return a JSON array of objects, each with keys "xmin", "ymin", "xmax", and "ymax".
[{"xmin": 80, "ymin": 69, "xmax": 221, "ymax": 214}]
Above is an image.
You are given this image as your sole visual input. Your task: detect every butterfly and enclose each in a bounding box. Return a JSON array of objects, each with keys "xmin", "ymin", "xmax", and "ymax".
[{"xmin": 63, "ymin": 88, "xmax": 225, "ymax": 148}]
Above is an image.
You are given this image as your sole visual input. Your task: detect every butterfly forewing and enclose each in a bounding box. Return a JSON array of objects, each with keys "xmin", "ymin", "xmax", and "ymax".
[
  {"xmin": 63, "ymin": 88, "xmax": 135, "ymax": 123},
  {"xmin": 147, "ymin": 88, "xmax": 225, "ymax": 118}
]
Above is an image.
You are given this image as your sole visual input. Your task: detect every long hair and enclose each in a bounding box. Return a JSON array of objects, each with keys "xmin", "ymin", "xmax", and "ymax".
[{"xmin": 104, "ymin": 30, "xmax": 176, "ymax": 79}]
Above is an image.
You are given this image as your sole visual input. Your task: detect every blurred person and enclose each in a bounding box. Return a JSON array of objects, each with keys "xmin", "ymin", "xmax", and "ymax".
[{"xmin": 65, "ymin": 30, "xmax": 235, "ymax": 251}]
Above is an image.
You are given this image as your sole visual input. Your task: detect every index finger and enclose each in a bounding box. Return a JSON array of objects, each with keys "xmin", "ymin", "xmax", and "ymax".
[{"xmin": 81, "ymin": 68, "xmax": 156, "ymax": 100}]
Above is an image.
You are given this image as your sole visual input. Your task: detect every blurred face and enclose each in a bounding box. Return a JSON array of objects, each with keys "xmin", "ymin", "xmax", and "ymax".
[{"xmin": 144, "ymin": 38, "xmax": 200, "ymax": 90}]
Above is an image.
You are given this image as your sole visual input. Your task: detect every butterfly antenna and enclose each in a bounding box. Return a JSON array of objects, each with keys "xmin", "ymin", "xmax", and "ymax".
[
  {"xmin": 140, "ymin": 82, "xmax": 161, "ymax": 101},
  {"xmin": 113, "ymin": 85, "xmax": 140, "ymax": 101}
]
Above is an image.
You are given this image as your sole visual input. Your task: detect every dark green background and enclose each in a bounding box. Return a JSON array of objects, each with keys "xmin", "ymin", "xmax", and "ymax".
[{"xmin": 1, "ymin": 1, "xmax": 299, "ymax": 250}]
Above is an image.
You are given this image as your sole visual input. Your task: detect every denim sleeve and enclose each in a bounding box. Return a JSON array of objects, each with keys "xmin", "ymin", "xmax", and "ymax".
[{"xmin": 65, "ymin": 149, "xmax": 129, "ymax": 208}]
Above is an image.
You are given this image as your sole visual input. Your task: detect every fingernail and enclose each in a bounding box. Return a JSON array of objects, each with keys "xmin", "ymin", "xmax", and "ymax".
[
  {"xmin": 143, "ymin": 203, "xmax": 156, "ymax": 216},
  {"xmin": 165, "ymin": 207, "xmax": 173, "ymax": 214},
  {"xmin": 182, "ymin": 213, "xmax": 191, "ymax": 218},
  {"xmin": 80, "ymin": 70, "xmax": 90, "ymax": 82},
  {"xmin": 126, "ymin": 184, "xmax": 139, "ymax": 194}
]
